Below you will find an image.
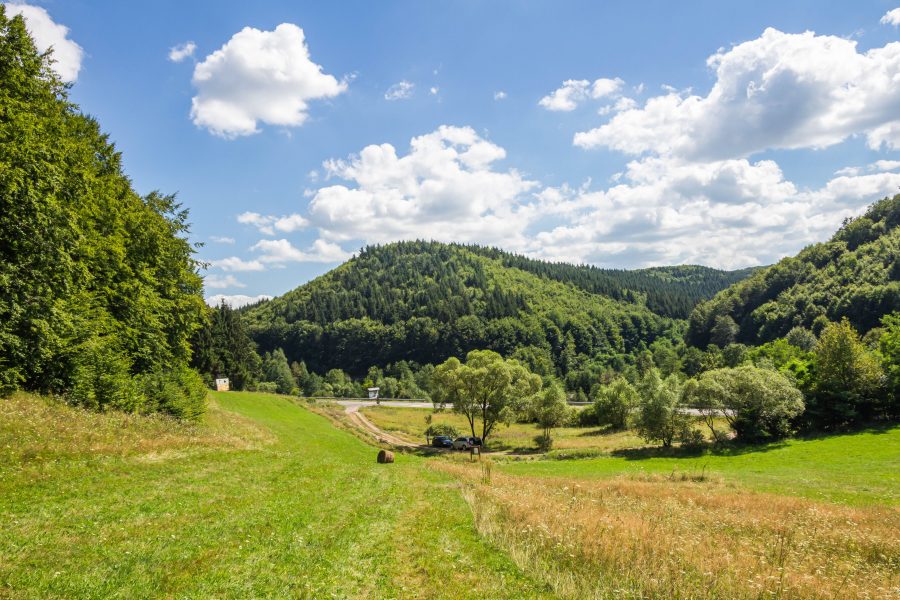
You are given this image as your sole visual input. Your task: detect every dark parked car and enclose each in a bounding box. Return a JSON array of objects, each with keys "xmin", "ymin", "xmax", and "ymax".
[{"xmin": 431, "ymin": 435, "xmax": 453, "ymax": 448}]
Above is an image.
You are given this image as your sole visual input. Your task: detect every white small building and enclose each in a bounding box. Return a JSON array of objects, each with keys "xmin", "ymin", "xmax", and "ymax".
[{"xmin": 215, "ymin": 378, "xmax": 230, "ymax": 392}]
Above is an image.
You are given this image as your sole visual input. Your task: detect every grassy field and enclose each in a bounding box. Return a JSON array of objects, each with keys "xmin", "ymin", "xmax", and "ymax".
[
  {"xmin": 0, "ymin": 392, "xmax": 552, "ymax": 599},
  {"xmin": 436, "ymin": 459, "xmax": 899, "ymax": 599},
  {"xmin": 500, "ymin": 425, "xmax": 900, "ymax": 506},
  {"xmin": 4, "ymin": 393, "xmax": 898, "ymax": 599},
  {"xmin": 361, "ymin": 405, "xmax": 650, "ymax": 453}
]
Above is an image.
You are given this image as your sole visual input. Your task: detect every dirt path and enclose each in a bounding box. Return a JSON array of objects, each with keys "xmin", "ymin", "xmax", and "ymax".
[{"xmin": 342, "ymin": 402, "xmax": 422, "ymax": 448}]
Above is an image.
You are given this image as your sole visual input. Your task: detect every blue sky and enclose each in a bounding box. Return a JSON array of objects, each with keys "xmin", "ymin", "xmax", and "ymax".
[{"xmin": 7, "ymin": 1, "xmax": 900, "ymax": 306}]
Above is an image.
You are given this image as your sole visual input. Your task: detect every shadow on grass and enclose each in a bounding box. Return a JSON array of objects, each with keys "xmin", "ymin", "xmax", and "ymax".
[
  {"xmin": 610, "ymin": 439, "xmax": 791, "ymax": 461},
  {"xmin": 576, "ymin": 426, "xmax": 618, "ymax": 437}
]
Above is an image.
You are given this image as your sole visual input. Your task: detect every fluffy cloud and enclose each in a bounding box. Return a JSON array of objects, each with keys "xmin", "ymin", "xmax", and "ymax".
[
  {"xmin": 190, "ymin": 23, "xmax": 346, "ymax": 138},
  {"xmin": 385, "ymin": 80, "xmax": 414, "ymax": 100},
  {"xmin": 307, "ymin": 126, "xmax": 539, "ymax": 247},
  {"xmin": 539, "ymin": 78, "xmax": 623, "ymax": 111},
  {"xmin": 208, "ymin": 257, "xmax": 265, "ymax": 271},
  {"xmin": 526, "ymin": 157, "xmax": 900, "ymax": 268},
  {"xmin": 882, "ymin": 8, "xmax": 900, "ymax": 26},
  {"xmin": 204, "ymin": 274, "xmax": 246, "ymax": 289},
  {"xmin": 237, "ymin": 211, "xmax": 308, "ymax": 235},
  {"xmin": 4, "ymin": 3, "xmax": 82, "ymax": 81},
  {"xmin": 250, "ymin": 238, "xmax": 351, "ymax": 263},
  {"xmin": 168, "ymin": 41, "xmax": 196, "ymax": 63},
  {"xmin": 209, "ymin": 235, "xmax": 235, "ymax": 244},
  {"xmin": 574, "ymin": 28, "xmax": 900, "ymax": 157},
  {"xmin": 494, "ymin": 91, "xmax": 507, "ymax": 100},
  {"xmin": 205, "ymin": 294, "xmax": 272, "ymax": 308}
]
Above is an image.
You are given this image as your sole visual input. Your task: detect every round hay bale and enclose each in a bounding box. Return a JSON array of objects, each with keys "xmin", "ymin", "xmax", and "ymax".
[{"xmin": 377, "ymin": 449, "xmax": 394, "ymax": 464}]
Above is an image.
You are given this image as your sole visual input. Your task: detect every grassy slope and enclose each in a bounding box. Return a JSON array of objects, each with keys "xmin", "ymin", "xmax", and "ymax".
[
  {"xmin": 500, "ymin": 426, "xmax": 900, "ymax": 506},
  {"xmin": 0, "ymin": 392, "xmax": 553, "ymax": 599}
]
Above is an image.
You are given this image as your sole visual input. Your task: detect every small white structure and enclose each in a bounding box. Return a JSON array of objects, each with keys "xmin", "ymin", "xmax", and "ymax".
[
  {"xmin": 367, "ymin": 387, "xmax": 380, "ymax": 400},
  {"xmin": 215, "ymin": 378, "xmax": 230, "ymax": 392}
]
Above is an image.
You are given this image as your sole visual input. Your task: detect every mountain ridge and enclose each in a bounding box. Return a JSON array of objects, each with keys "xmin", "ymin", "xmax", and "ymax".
[{"xmin": 242, "ymin": 240, "xmax": 756, "ymax": 376}]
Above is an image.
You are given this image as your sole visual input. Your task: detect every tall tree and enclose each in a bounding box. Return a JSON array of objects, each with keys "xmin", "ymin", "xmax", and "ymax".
[
  {"xmin": 432, "ymin": 350, "xmax": 542, "ymax": 444},
  {"xmin": 0, "ymin": 8, "xmax": 206, "ymax": 416},
  {"xmin": 809, "ymin": 319, "xmax": 885, "ymax": 428}
]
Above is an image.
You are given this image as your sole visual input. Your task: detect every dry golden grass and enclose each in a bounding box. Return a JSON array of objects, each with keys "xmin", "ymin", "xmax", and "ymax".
[
  {"xmin": 361, "ymin": 405, "xmax": 656, "ymax": 454},
  {"xmin": 0, "ymin": 392, "xmax": 273, "ymax": 468},
  {"xmin": 435, "ymin": 460, "xmax": 900, "ymax": 599}
]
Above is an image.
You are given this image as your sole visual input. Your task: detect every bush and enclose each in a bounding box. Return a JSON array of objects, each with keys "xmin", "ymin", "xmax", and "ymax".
[
  {"xmin": 425, "ymin": 423, "xmax": 458, "ymax": 439},
  {"xmin": 679, "ymin": 428, "xmax": 707, "ymax": 450},
  {"xmin": 68, "ymin": 339, "xmax": 143, "ymax": 413},
  {"xmin": 255, "ymin": 381, "xmax": 278, "ymax": 393},
  {"xmin": 534, "ymin": 433, "xmax": 553, "ymax": 452},
  {"xmin": 140, "ymin": 366, "xmax": 207, "ymax": 420},
  {"xmin": 590, "ymin": 378, "xmax": 638, "ymax": 430},
  {"xmin": 635, "ymin": 369, "xmax": 691, "ymax": 448},
  {"xmin": 689, "ymin": 365, "xmax": 804, "ymax": 441}
]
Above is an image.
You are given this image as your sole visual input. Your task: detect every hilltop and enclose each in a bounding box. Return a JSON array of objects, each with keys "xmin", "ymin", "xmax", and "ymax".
[{"xmin": 242, "ymin": 241, "xmax": 753, "ymax": 376}]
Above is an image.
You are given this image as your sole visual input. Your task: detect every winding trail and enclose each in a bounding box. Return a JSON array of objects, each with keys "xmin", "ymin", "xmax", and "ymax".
[{"xmin": 338, "ymin": 401, "xmax": 423, "ymax": 448}]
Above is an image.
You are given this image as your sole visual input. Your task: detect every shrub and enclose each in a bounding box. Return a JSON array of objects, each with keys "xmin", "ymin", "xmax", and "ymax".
[
  {"xmin": 140, "ymin": 366, "xmax": 207, "ymax": 420},
  {"xmin": 425, "ymin": 423, "xmax": 458, "ymax": 439},
  {"xmin": 68, "ymin": 339, "xmax": 143, "ymax": 413},
  {"xmin": 255, "ymin": 381, "xmax": 278, "ymax": 393},
  {"xmin": 635, "ymin": 369, "xmax": 691, "ymax": 447},
  {"xmin": 689, "ymin": 365, "xmax": 804, "ymax": 440},
  {"xmin": 534, "ymin": 433, "xmax": 553, "ymax": 452},
  {"xmin": 590, "ymin": 378, "xmax": 638, "ymax": 430}
]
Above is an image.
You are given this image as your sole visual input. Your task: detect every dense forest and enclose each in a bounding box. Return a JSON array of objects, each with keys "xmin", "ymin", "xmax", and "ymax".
[
  {"xmin": 241, "ymin": 240, "xmax": 752, "ymax": 379},
  {"xmin": 0, "ymin": 9, "xmax": 207, "ymax": 417},
  {"xmin": 462, "ymin": 245, "xmax": 759, "ymax": 318},
  {"xmin": 688, "ymin": 195, "xmax": 900, "ymax": 347}
]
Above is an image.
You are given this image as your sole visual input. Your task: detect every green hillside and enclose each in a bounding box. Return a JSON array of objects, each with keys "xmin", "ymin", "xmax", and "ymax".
[
  {"xmin": 688, "ymin": 195, "xmax": 900, "ymax": 347},
  {"xmin": 463, "ymin": 246, "xmax": 759, "ymax": 318},
  {"xmin": 243, "ymin": 241, "xmax": 750, "ymax": 377}
]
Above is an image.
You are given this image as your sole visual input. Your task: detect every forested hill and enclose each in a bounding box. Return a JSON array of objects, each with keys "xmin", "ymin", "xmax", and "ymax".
[
  {"xmin": 242, "ymin": 241, "xmax": 750, "ymax": 377},
  {"xmin": 688, "ymin": 195, "xmax": 900, "ymax": 347},
  {"xmin": 462, "ymin": 245, "xmax": 758, "ymax": 318}
]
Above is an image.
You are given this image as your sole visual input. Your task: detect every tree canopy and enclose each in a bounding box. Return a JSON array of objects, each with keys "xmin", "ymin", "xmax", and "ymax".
[
  {"xmin": 0, "ymin": 8, "xmax": 206, "ymax": 417},
  {"xmin": 432, "ymin": 349, "xmax": 542, "ymax": 443}
]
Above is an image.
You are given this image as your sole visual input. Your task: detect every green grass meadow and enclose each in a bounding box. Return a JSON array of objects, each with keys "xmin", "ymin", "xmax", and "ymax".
[
  {"xmin": 499, "ymin": 425, "xmax": 900, "ymax": 506},
  {"xmin": 1, "ymin": 392, "xmax": 551, "ymax": 599}
]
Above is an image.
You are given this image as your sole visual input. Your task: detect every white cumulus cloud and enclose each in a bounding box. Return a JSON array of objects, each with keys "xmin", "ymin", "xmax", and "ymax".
[
  {"xmin": 4, "ymin": 2, "xmax": 83, "ymax": 81},
  {"xmin": 250, "ymin": 238, "xmax": 351, "ymax": 263},
  {"xmin": 526, "ymin": 157, "xmax": 900, "ymax": 269},
  {"xmin": 494, "ymin": 91, "xmax": 507, "ymax": 100},
  {"xmin": 209, "ymin": 235, "xmax": 235, "ymax": 244},
  {"xmin": 190, "ymin": 23, "xmax": 346, "ymax": 138},
  {"xmin": 307, "ymin": 125, "xmax": 539, "ymax": 248},
  {"xmin": 881, "ymin": 8, "xmax": 900, "ymax": 26},
  {"xmin": 208, "ymin": 257, "xmax": 266, "ymax": 272},
  {"xmin": 574, "ymin": 28, "xmax": 900, "ymax": 157},
  {"xmin": 204, "ymin": 274, "xmax": 246, "ymax": 289},
  {"xmin": 385, "ymin": 80, "xmax": 415, "ymax": 100},
  {"xmin": 237, "ymin": 212, "xmax": 308, "ymax": 235},
  {"xmin": 168, "ymin": 41, "xmax": 196, "ymax": 63},
  {"xmin": 539, "ymin": 77, "xmax": 624, "ymax": 111}
]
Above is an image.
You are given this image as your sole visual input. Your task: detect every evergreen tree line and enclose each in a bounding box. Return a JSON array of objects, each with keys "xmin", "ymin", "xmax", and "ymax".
[{"xmin": 0, "ymin": 10, "xmax": 206, "ymax": 418}]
